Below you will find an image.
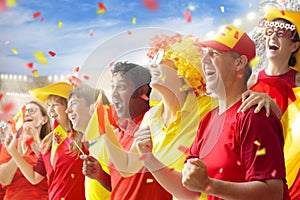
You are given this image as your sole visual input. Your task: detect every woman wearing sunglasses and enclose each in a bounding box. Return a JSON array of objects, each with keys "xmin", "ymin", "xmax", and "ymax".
[{"xmin": 0, "ymin": 101, "xmax": 51, "ymax": 200}]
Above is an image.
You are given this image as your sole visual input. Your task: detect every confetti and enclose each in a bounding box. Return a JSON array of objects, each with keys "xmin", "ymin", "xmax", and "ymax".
[
  {"xmin": 169, "ymin": 167, "xmax": 175, "ymax": 172},
  {"xmin": 187, "ymin": 3, "xmax": 195, "ymax": 11},
  {"xmin": 249, "ymin": 3, "xmax": 253, "ymax": 9},
  {"xmin": 0, "ymin": 93, "xmax": 3, "ymax": 100},
  {"xmin": 4, "ymin": 40, "xmax": 10, "ymax": 45},
  {"xmin": 32, "ymin": 69, "xmax": 39, "ymax": 77},
  {"xmin": 127, "ymin": 30, "xmax": 132, "ymax": 35},
  {"xmin": 25, "ymin": 137, "xmax": 34, "ymax": 147},
  {"xmin": 237, "ymin": 160, "xmax": 241, "ymax": 166},
  {"xmin": 254, "ymin": 140, "xmax": 261, "ymax": 146},
  {"xmin": 140, "ymin": 94, "xmax": 149, "ymax": 101},
  {"xmin": 68, "ymin": 131, "xmax": 75, "ymax": 138},
  {"xmin": 6, "ymin": 0, "xmax": 17, "ymax": 7},
  {"xmin": 179, "ymin": 84, "xmax": 190, "ymax": 92},
  {"xmin": 48, "ymin": 51, "xmax": 56, "ymax": 57},
  {"xmin": 183, "ymin": 11, "xmax": 191, "ymax": 23},
  {"xmin": 142, "ymin": 0, "xmax": 159, "ymax": 11},
  {"xmin": 178, "ymin": 145, "xmax": 188, "ymax": 154},
  {"xmin": 109, "ymin": 61, "xmax": 115, "ymax": 67},
  {"xmin": 250, "ymin": 56, "xmax": 261, "ymax": 68},
  {"xmin": 97, "ymin": 2, "xmax": 106, "ymax": 14},
  {"xmin": 73, "ymin": 67, "xmax": 80, "ymax": 72},
  {"xmin": 139, "ymin": 154, "xmax": 147, "ymax": 160},
  {"xmin": 11, "ymin": 47, "xmax": 18, "ymax": 55},
  {"xmin": 89, "ymin": 29, "xmax": 94, "ymax": 37},
  {"xmin": 33, "ymin": 11, "xmax": 41, "ymax": 19},
  {"xmin": 132, "ymin": 17, "xmax": 137, "ymax": 25},
  {"xmin": 236, "ymin": 74, "xmax": 243, "ymax": 79},
  {"xmin": 219, "ymin": 168, "xmax": 223, "ymax": 173},
  {"xmin": 83, "ymin": 75, "xmax": 89, "ymax": 80},
  {"xmin": 161, "ymin": 75, "xmax": 166, "ymax": 82},
  {"xmin": 33, "ymin": 51, "xmax": 48, "ymax": 65},
  {"xmin": 71, "ymin": 173, "xmax": 75, "ymax": 179},
  {"xmin": 220, "ymin": 6, "xmax": 225, "ymax": 13},
  {"xmin": 205, "ymin": 185, "xmax": 211, "ymax": 192},
  {"xmin": 40, "ymin": 17, "xmax": 44, "ymax": 22},
  {"xmin": 146, "ymin": 178, "xmax": 154, "ymax": 183},
  {"xmin": 280, "ymin": 10, "xmax": 285, "ymax": 16},
  {"xmin": 2, "ymin": 101, "xmax": 15, "ymax": 113},
  {"xmin": 58, "ymin": 21, "xmax": 63, "ymax": 28},
  {"xmin": 0, "ymin": 0, "xmax": 7, "ymax": 11},
  {"xmin": 271, "ymin": 169, "xmax": 277, "ymax": 177},
  {"xmin": 256, "ymin": 147, "xmax": 266, "ymax": 156},
  {"xmin": 25, "ymin": 62, "xmax": 33, "ymax": 69}
]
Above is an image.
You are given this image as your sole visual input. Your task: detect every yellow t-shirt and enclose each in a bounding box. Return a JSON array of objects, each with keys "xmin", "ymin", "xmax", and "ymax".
[{"xmin": 141, "ymin": 93, "xmax": 217, "ymax": 172}]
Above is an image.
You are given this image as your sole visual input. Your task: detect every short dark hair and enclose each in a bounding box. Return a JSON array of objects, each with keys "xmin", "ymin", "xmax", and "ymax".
[
  {"xmin": 68, "ymin": 86, "xmax": 110, "ymax": 106},
  {"xmin": 111, "ymin": 61, "xmax": 152, "ymax": 99}
]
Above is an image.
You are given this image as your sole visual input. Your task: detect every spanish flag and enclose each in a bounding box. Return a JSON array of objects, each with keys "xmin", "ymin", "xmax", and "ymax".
[
  {"xmin": 281, "ymin": 87, "xmax": 300, "ymax": 198},
  {"xmin": 50, "ymin": 120, "xmax": 71, "ymax": 167},
  {"xmin": 84, "ymin": 92, "xmax": 117, "ymax": 142},
  {"xmin": 7, "ymin": 105, "xmax": 26, "ymax": 134}
]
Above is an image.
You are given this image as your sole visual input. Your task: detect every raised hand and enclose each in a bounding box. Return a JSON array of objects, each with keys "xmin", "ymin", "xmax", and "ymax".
[{"xmin": 134, "ymin": 126, "xmax": 152, "ymax": 155}]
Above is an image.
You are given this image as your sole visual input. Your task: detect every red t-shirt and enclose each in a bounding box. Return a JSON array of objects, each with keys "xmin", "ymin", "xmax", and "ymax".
[
  {"xmin": 186, "ymin": 101, "xmax": 290, "ymax": 200},
  {"xmin": 0, "ymin": 145, "xmax": 48, "ymax": 200},
  {"xmin": 258, "ymin": 69, "xmax": 297, "ymax": 88},
  {"xmin": 33, "ymin": 147, "xmax": 86, "ymax": 200},
  {"xmin": 0, "ymin": 185, "xmax": 5, "ymax": 200},
  {"xmin": 109, "ymin": 113, "xmax": 172, "ymax": 200}
]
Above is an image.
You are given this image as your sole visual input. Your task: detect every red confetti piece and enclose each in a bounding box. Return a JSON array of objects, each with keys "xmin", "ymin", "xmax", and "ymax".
[
  {"xmin": 139, "ymin": 154, "xmax": 147, "ymax": 160},
  {"xmin": 0, "ymin": 0, "xmax": 8, "ymax": 11},
  {"xmin": 127, "ymin": 30, "xmax": 132, "ymax": 35},
  {"xmin": 89, "ymin": 29, "xmax": 94, "ymax": 37},
  {"xmin": 271, "ymin": 169, "xmax": 277, "ymax": 177},
  {"xmin": 178, "ymin": 145, "xmax": 189, "ymax": 154},
  {"xmin": 40, "ymin": 17, "xmax": 44, "ymax": 22},
  {"xmin": 0, "ymin": 93, "xmax": 3, "ymax": 101},
  {"xmin": 142, "ymin": 0, "xmax": 159, "ymax": 11},
  {"xmin": 33, "ymin": 11, "xmax": 41, "ymax": 19},
  {"xmin": 48, "ymin": 51, "xmax": 56, "ymax": 57},
  {"xmin": 2, "ymin": 101, "xmax": 15, "ymax": 113},
  {"xmin": 183, "ymin": 11, "xmax": 192, "ymax": 23},
  {"xmin": 236, "ymin": 74, "xmax": 243, "ymax": 79},
  {"xmin": 234, "ymin": 31, "xmax": 239, "ymax": 39},
  {"xmin": 140, "ymin": 94, "xmax": 149, "ymax": 101},
  {"xmin": 73, "ymin": 67, "xmax": 80, "ymax": 72},
  {"xmin": 109, "ymin": 61, "xmax": 115, "ymax": 67},
  {"xmin": 173, "ymin": 57, "xmax": 179, "ymax": 62},
  {"xmin": 249, "ymin": 3, "xmax": 253, "ymax": 9},
  {"xmin": 280, "ymin": 10, "xmax": 285, "ymax": 15},
  {"xmin": 169, "ymin": 167, "xmax": 175, "ymax": 172},
  {"xmin": 83, "ymin": 75, "xmax": 89, "ymax": 80},
  {"xmin": 98, "ymin": 2, "xmax": 106, "ymax": 10},
  {"xmin": 68, "ymin": 131, "xmax": 75, "ymax": 138},
  {"xmin": 25, "ymin": 62, "xmax": 34, "ymax": 69},
  {"xmin": 205, "ymin": 185, "xmax": 211, "ymax": 192},
  {"xmin": 25, "ymin": 137, "xmax": 34, "ymax": 147}
]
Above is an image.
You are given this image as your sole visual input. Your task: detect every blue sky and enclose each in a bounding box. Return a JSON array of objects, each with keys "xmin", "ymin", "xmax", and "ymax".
[{"xmin": 0, "ymin": 0, "xmax": 263, "ymax": 77}]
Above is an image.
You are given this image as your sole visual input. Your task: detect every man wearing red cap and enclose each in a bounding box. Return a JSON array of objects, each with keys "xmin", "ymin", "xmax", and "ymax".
[{"xmin": 135, "ymin": 25, "xmax": 290, "ymax": 200}]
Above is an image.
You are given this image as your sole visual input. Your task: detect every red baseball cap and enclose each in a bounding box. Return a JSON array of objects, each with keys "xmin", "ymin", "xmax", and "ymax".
[{"xmin": 200, "ymin": 25, "xmax": 256, "ymax": 62}]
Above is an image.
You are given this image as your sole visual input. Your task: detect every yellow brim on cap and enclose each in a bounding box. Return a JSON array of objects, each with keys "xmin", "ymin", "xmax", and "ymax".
[
  {"xmin": 29, "ymin": 82, "xmax": 73, "ymax": 104},
  {"xmin": 265, "ymin": 6, "xmax": 300, "ymax": 71}
]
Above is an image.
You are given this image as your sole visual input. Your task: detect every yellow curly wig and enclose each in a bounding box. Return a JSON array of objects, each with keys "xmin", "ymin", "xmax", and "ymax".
[{"xmin": 148, "ymin": 33, "xmax": 206, "ymax": 96}]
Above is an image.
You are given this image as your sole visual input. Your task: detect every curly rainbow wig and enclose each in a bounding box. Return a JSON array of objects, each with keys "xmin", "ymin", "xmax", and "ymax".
[{"xmin": 147, "ymin": 33, "xmax": 206, "ymax": 96}]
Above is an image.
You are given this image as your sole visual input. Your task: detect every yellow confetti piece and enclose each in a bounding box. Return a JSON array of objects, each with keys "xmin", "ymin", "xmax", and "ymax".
[
  {"xmin": 259, "ymin": 0, "xmax": 265, "ymax": 3},
  {"xmin": 97, "ymin": 9, "xmax": 106, "ymax": 14},
  {"xmin": 250, "ymin": 56, "xmax": 261, "ymax": 68},
  {"xmin": 161, "ymin": 75, "xmax": 166, "ymax": 82},
  {"xmin": 132, "ymin": 17, "xmax": 136, "ymax": 25},
  {"xmin": 256, "ymin": 147, "xmax": 266, "ymax": 156},
  {"xmin": 6, "ymin": 0, "xmax": 17, "ymax": 7},
  {"xmin": 11, "ymin": 48, "xmax": 18, "ymax": 55},
  {"xmin": 33, "ymin": 51, "xmax": 48, "ymax": 65},
  {"xmin": 32, "ymin": 70, "xmax": 39, "ymax": 77},
  {"xmin": 58, "ymin": 21, "xmax": 63, "ymax": 28},
  {"xmin": 254, "ymin": 140, "xmax": 261, "ymax": 146},
  {"xmin": 179, "ymin": 84, "xmax": 190, "ymax": 92},
  {"xmin": 71, "ymin": 173, "xmax": 75, "ymax": 179},
  {"xmin": 61, "ymin": 198, "xmax": 65, "ymax": 200},
  {"xmin": 146, "ymin": 178, "xmax": 153, "ymax": 183},
  {"xmin": 187, "ymin": 3, "xmax": 195, "ymax": 11}
]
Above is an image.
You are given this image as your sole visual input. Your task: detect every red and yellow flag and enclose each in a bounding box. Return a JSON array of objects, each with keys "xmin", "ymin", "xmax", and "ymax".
[
  {"xmin": 50, "ymin": 120, "xmax": 71, "ymax": 167},
  {"xmin": 8, "ymin": 105, "xmax": 26, "ymax": 133}
]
